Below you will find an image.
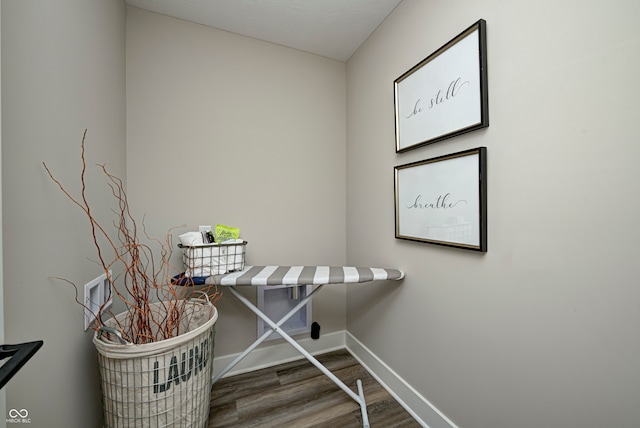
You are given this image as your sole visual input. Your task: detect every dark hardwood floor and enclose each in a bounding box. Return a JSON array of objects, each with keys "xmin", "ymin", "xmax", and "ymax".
[{"xmin": 208, "ymin": 349, "xmax": 422, "ymax": 427}]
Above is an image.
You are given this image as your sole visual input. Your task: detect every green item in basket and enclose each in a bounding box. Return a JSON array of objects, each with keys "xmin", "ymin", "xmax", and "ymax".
[{"xmin": 215, "ymin": 224, "xmax": 240, "ymax": 243}]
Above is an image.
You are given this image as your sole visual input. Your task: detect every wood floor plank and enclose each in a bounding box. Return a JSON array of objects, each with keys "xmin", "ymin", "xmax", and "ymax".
[
  {"xmin": 209, "ymin": 349, "xmax": 421, "ymax": 427},
  {"xmin": 240, "ymin": 389, "xmax": 360, "ymax": 428},
  {"xmin": 311, "ymin": 411, "xmax": 362, "ymax": 428},
  {"xmin": 235, "ymin": 372, "xmax": 357, "ymax": 417},
  {"xmin": 208, "ymin": 401, "xmax": 239, "ymax": 427},
  {"xmin": 211, "ymin": 370, "xmax": 280, "ymax": 406}
]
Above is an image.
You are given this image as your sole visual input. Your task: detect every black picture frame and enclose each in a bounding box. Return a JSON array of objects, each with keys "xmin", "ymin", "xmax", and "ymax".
[
  {"xmin": 394, "ymin": 19, "xmax": 488, "ymax": 153},
  {"xmin": 394, "ymin": 147, "xmax": 487, "ymax": 252}
]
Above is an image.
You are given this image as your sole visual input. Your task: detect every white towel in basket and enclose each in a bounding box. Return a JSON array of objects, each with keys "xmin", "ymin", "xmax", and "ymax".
[
  {"xmin": 184, "ymin": 239, "xmax": 244, "ymax": 277},
  {"xmin": 178, "ymin": 231, "xmax": 204, "ymax": 246}
]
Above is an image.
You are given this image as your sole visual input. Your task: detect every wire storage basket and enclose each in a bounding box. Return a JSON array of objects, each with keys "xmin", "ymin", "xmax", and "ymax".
[
  {"xmin": 178, "ymin": 240, "xmax": 247, "ymax": 277},
  {"xmin": 93, "ymin": 297, "xmax": 218, "ymax": 428}
]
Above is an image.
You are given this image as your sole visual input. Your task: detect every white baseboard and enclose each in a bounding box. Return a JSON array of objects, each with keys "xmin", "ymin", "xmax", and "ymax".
[
  {"xmin": 212, "ymin": 330, "xmax": 347, "ymax": 377},
  {"xmin": 345, "ymin": 332, "xmax": 458, "ymax": 428},
  {"xmin": 212, "ymin": 330, "xmax": 455, "ymax": 428}
]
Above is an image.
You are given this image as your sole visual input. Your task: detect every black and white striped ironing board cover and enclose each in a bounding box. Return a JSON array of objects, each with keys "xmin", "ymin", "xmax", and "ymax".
[
  {"xmin": 209, "ymin": 265, "xmax": 404, "ymax": 428},
  {"xmin": 213, "ymin": 265, "xmax": 405, "ymax": 286}
]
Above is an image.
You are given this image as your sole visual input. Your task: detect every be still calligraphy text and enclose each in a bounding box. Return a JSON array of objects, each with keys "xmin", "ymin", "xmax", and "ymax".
[{"xmin": 405, "ymin": 77, "xmax": 470, "ymax": 119}]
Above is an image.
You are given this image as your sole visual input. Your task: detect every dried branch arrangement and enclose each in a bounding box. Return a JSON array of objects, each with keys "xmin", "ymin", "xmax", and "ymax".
[{"xmin": 43, "ymin": 130, "xmax": 221, "ymax": 344}]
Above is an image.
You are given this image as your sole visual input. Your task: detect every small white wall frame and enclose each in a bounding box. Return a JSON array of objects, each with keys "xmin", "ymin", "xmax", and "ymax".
[{"xmin": 257, "ymin": 285, "xmax": 312, "ymax": 341}]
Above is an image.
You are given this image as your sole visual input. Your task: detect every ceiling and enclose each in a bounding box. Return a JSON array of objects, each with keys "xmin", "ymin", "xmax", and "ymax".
[{"xmin": 125, "ymin": 0, "xmax": 403, "ymax": 62}]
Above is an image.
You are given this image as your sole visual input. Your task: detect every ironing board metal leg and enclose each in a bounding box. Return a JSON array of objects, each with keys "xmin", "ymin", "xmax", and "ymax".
[
  {"xmin": 357, "ymin": 379, "xmax": 370, "ymax": 428},
  {"xmin": 216, "ymin": 284, "xmax": 370, "ymax": 426},
  {"xmin": 211, "ymin": 327, "xmax": 271, "ymax": 384},
  {"xmin": 211, "ymin": 284, "xmax": 324, "ymax": 384},
  {"xmin": 253, "ymin": 301, "xmax": 370, "ymax": 424}
]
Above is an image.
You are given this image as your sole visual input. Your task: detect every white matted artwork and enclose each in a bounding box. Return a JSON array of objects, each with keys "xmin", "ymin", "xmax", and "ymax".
[
  {"xmin": 394, "ymin": 19, "xmax": 488, "ymax": 152},
  {"xmin": 394, "ymin": 147, "xmax": 487, "ymax": 252}
]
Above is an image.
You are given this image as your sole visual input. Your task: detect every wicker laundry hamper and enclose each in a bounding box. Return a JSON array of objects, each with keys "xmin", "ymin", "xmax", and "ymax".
[{"xmin": 93, "ymin": 296, "xmax": 217, "ymax": 428}]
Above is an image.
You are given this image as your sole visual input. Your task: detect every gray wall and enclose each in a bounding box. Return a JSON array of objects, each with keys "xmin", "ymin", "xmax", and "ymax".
[
  {"xmin": 125, "ymin": 7, "xmax": 347, "ymax": 357},
  {"xmin": 3, "ymin": 0, "xmax": 639, "ymax": 427},
  {"xmin": 346, "ymin": 1, "xmax": 640, "ymax": 427},
  {"xmin": 2, "ymin": 1, "xmax": 126, "ymax": 426}
]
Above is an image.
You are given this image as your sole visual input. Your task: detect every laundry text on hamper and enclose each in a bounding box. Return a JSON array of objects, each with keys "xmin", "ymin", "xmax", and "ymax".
[{"xmin": 153, "ymin": 337, "xmax": 211, "ymax": 393}]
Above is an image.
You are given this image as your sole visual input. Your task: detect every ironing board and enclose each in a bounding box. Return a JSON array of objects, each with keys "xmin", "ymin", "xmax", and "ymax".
[{"xmin": 209, "ymin": 265, "xmax": 405, "ymax": 428}]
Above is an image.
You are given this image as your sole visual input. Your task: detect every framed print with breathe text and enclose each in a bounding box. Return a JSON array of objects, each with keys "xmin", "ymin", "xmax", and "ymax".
[
  {"xmin": 394, "ymin": 19, "xmax": 488, "ymax": 152},
  {"xmin": 394, "ymin": 147, "xmax": 487, "ymax": 252}
]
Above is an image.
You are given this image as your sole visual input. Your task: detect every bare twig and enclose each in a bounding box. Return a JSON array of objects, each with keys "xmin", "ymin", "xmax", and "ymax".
[{"xmin": 44, "ymin": 130, "xmax": 221, "ymax": 343}]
